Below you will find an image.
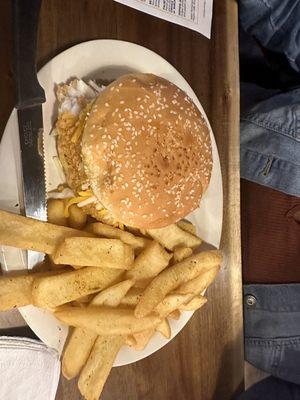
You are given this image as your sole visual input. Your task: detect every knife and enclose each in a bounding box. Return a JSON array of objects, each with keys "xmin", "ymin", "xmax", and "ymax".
[{"xmin": 13, "ymin": 0, "xmax": 47, "ymax": 268}]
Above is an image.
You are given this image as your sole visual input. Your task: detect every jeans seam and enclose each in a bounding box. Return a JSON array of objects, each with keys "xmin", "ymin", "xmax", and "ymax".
[
  {"xmin": 241, "ymin": 147, "xmax": 300, "ymax": 168},
  {"xmin": 241, "ymin": 116, "xmax": 300, "ymax": 142},
  {"xmin": 246, "ymin": 337, "xmax": 300, "ymax": 346}
]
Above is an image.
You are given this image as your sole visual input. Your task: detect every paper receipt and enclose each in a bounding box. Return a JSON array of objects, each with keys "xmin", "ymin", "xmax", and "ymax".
[{"xmin": 114, "ymin": 0, "xmax": 213, "ymax": 38}]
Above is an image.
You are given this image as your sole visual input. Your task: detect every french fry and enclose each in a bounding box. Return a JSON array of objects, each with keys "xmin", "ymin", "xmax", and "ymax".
[
  {"xmin": 125, "ymin": 241, "xmax": 172, "ymax": 285},
  {"xmin": 55, "ymin": 306, "xmax": 161, "ymax": 335},
  {"xmin": 135, "ymin": 251, "xmax": 222, "ymax": 318},
  {"xmin": 91, "ymin": 280, "xmax": 134, "ymax": 307},
  {"xmin": 155, "ymin": 294, "xmax": 192, "ymax": 318},
  {"xmin": 62, "ymin": 279, "xmax": 131, "ymax": 380},
  {"xmin": 0, "ymin": 271, "xmax": 54, "ymax": 311},
  {"xmin": 156, "ymin": 319, "xmax": 171, "ymax": 339},
  {"xmin": 48, "ymin": 199, "xmax": 68, "ymax": 226},
  {"xmin": 0, "ymin": 274, "xmax": 34, "ymax": 311},
  {"xmin": 176, "ymin": 265, "xmax": 220, "ymax": 295},
  {"xmin": 125, "ymin": 335, "xmax": 137, "ymax": 347},
  {"xmin": 156, "ymin": 295, "xmax": 207, "ymax": 318},
  {"xmin": 52, "ymin": 237, "xmax": 134, "ymax": 269},
  {"xmin": 124, "ymin": 226, "xmax": 149, "ymax": 238},
  {"xmin": 0, "ymin": 210, "xmax": 91, "ymax": 254},
  {"xmin": 173, "ymin": 247, "xmax": 193, "ymax": 263},
  {"xmin": 62, "ymin": 328, "xmax": 97, "ymax": 380},
  {"xmin": 132, "ymin": 329, "xmax": 155, "ymax": 350},
  {"xmin": 0, "ymin": 268, "xmax": 71, "ymax": 311},
  {"xmin": 32, "ymin": 267, "xmax": 124, "ymax": 309},
  {"xmin": 78, "ymin": 335, "xmax": 124, "ymax": 400},
  {"xmin": 119, "ymin": 288, "xmax": 143, "ymax": 307},
  {"xmin": 87, "ymin": 222, "xmax": 147, "ymax": 250},
  {"xmin": 168, "ymin": 310, "xmax": 181, "ymax": 320},
  {"xmin": 179, "ymin": 296, "xmax": 207, "ymax": 311},
  {"xmin": 75, "ymin": 294, "xmax": 95, "ymax": 304},
  {"xmin": 68, "ymin": 204, "xmax": 87, "ymax": 230},
  {"xmin": 147, "ymin": 224, "xmax": 202, "ymax": 251},
  {"xmin": 177, "ymin": 220, "xmax": 196, "ymax": 235}
]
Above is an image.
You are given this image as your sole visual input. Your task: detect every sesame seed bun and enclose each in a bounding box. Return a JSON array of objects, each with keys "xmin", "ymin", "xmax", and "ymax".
[{"xmin": 81, "ymin": 73, "xmax": 212, "ymax": 229}]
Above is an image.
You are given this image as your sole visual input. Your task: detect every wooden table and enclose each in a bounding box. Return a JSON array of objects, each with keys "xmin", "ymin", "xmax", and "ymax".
[{"xmin": 0, "ymin": 1, "xmax": 243, "ymax": 399}]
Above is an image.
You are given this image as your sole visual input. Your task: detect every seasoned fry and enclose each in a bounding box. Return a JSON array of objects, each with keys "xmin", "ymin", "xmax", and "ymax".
[
  {"xmin": 62, "ymin": 280, "xmax": 131, "ymax": 380},
  {"xmin": 179, "ymin": 296, "xmax": 207, "ymax": 311},
  {"xmin": 52, "ymin": 237, "xmax": 134, "ymax": 269},
  {"xmin": 91, "ymin": 280, "xmax": 134, "ymax": 307},
  {"xmin": 62, "ymin": 328, "xmax": 97, "ymax": 380},
  {"xmin": 156, "ymin": 319, "xmax": 171, "ymax": 339},
  {"xmin": 78, "ymin": 335, "xmax": 124, "ymax": 400},
  {"xmin": 0, "ymin": 210, "xmax": 91, "ymax": 254},
  {"xmin": 119, "ymin": 288, "xmax": 143, "ymax": 307},
  {"xmin": 68, "ymin": 204, "xmax": 87, "ymax": 230},
  {"xmin": 177, "ymin": 220, "xmax": 196, "ymax": 235},
  {"xmin": 75, "ymin": 294, "xmax": 95, "ymax": 304},
  {"xmin": 132, "ymin": 329, "xmax": 155, "ymax": 350},
  {"xmin": 176, "ymin": 265, "xmax": 220, "ymax": 295},
  {"xmin": 125, "ymin": 241, "xmax": 172, "ymax": 285},
  {"xmin": 32, "ymin": 267, "xmax": 124, "ymax": 308},
  {"xmin": 135, "ymin": 251, "xmax": 222, "ymax": 318},
  {"xmin": 55, "ymin": 306, "xmax": 161, "ymax": 335},
  {"xmin": 0, "ymin": 271, "xmax": 54, "ymax": 311},
  {"xmin": 147, "ymin": 224, "xmax": 202, "ymax": 251},
  {"xmin": 1, "ymin": 205, "xmax": 220, "ymax": 397},
  {"xmin": 125, "ymin": 226, "xmax": 148, "ymax": 237},
  {"xmin": 155, "ymin": 294, "xmax": 192, "ymax": 318},
  {"xmin": 0, "ymin": 274, "xmax": 34, "ymax": 310},
  {"xmin": 125, "ymin": 335, "xmax": 137, "ymax": 347},
  {"xmin": 48, "ymin": 199, "xmax": 68, "ymax": 226},
  {"xmin": 168, "ymin": 310, "xmax": 181, "ymax": 320},
  {"xmin": 173, "ymin": 247, "xmax": 193, "ymax": 263},
  {"xmin": 87, "ymin": 222, "xmax": 147, "ymax": 250},
  {"xmin": 0, "ymin": 268, "xmax": 71, "ymax": 311}
]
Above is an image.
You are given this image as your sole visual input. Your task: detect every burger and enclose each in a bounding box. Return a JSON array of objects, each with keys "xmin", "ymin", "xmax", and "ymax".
[{"xmin": 55, "ymin": 73, "xmax": 212, "ymax": 229}]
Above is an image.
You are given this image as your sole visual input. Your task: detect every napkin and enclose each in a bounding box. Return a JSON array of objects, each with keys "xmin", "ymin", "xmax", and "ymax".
[{"xmin": 0, "ymin": 336, "xmax": 60, "ymax": 400}]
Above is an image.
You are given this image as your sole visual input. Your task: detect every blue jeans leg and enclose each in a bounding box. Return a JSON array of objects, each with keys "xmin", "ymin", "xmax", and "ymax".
[{"xmin": 236, "ymin": 376, "xmax": 300, "ymax": 400}]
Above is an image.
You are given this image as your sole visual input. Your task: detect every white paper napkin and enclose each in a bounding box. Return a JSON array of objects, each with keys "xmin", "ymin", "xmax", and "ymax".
[{"xmin": 0, "ymin": 336, "xmax": 60, "ymax": 400}]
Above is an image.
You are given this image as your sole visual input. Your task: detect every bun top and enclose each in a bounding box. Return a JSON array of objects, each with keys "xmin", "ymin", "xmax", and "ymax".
[{"xmin": 81, "ymin": 73, "xmax": 212, "ymax": 228}]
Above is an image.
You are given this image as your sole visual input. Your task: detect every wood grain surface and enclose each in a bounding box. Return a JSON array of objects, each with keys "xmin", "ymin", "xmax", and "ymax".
[{"xmin": 0, "ymin": 1, "xmax": 243, "ymax": 399}]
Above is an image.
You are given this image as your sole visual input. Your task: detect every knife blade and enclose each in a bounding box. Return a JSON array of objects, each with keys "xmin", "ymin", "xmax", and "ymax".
[{"xmin": 13, "ymin": 0, "xmax": 47, "ymax": 268}]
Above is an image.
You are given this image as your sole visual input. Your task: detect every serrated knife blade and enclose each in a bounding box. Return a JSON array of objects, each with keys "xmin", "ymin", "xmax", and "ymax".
[
  {"xmin": 13, "ymin": 0, "xmax": 47, "ymax": 268},
  {"xmin": 17, "ymin": 106, "xmax": 47, "ymax": 222}
]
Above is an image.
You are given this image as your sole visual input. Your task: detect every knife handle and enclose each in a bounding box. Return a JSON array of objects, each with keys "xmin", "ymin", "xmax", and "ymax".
[{"xmin": 13, "ymin": 0, "xmax": 46, "ymax": 109}]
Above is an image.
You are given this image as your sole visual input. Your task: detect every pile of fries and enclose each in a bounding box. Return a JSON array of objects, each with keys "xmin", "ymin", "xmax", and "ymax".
[{"xmin": 0, "ymin": 200, "xmax": 222, "ymax": 400}]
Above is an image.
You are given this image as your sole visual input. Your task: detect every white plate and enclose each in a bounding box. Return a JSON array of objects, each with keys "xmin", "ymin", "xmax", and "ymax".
[{"xmin": 0, "ymin": 40, "xmax": 223, "ymax": 366}]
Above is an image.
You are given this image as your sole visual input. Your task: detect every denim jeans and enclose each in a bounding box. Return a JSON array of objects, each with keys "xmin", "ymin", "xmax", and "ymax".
[
  {"xmin": 239, "ymin": 1, "xmax": 300, "ymax": 393},
  {"xmin": 237, "ymin": 376, "xmax": 300, "ymax": 400},
  {"xmin": 240, "ymin": 87, "xmax": 300, "ymax": 197},
  {"xmin": 239, "ymin": 0, "xmax": 300, "ymax": 74},
  {"xmin": 239, "ymin": 0, "xmax": 300, "ymax": 196},
  {"xmin": 244, "ymin": 284, "xmax": 300, "ymax": 385}
]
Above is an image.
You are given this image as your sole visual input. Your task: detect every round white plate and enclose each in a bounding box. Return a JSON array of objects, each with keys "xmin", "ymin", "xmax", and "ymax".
[{"xmin": 0, "ymin": 40, "xmax": 223, "ymax": 366}]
